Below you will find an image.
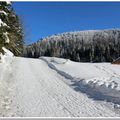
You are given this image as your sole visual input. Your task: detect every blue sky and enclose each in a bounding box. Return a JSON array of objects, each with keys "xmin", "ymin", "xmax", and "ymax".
[{"xmin": 12, "ymin": 2, "xmax": 120, "ymax": 44}]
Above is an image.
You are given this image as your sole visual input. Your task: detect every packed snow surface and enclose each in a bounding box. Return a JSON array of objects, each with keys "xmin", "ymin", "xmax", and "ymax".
[
  {"xmin": 0, "ymin": 56, "xmax": 120, "ymax": 117},
  {"xmin": 41, "ymin": 57, "xmax": 120, "ymax": 105}
]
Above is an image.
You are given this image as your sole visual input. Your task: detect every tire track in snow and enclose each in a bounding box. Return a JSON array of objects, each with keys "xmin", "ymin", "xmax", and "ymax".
[
  {"xmin": 10, "ymin": 58, "xmax": 72, "ymax": 117},
  {"xmin": 4, "ymin": 57, "xmax": 120, "ymax": 117}
]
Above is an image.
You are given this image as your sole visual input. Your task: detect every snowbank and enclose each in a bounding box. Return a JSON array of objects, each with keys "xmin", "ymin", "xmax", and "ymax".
[
  {"xmin": 47, "ymin": 57, "xmax": 69, "ymax": 64},
  {"xmin": 0, "ymin": 47, "xmax": 13, "ymax": 89},
  {"xmin": 0, "ymin": 47, "xmax": 14, "ymax": 63},
  {"xmin": 2, "ymin": 47, "xmax": 14, "ymax": 57},
  {"xmin": 0, "ymin": 53, "xmax": 4, "ymax": 63},
  {"xmin": 0, "ymin": 48, "xmax": 13, "ymax": 117},
  {"xmin": 40, "ymin": 57, "xmax": 120, "ymax": 105}
]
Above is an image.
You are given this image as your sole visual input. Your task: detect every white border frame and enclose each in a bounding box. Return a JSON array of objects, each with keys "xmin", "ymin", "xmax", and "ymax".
[{"xmin": 1, "ymin": 0, "xmax": 120, "ymax": 119}]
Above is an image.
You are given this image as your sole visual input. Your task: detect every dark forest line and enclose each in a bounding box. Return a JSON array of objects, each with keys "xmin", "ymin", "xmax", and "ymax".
[{"xmin": 23, "ymin": 29, "xmax": 120, "ymax": 62}]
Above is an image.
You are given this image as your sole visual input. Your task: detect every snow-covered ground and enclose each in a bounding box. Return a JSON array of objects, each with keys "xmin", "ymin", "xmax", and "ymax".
[
  {"xmin": 0, "ymin": 56, "xmax": 120, "ymax": 117},
  {"xmin": 41, "ymin": 57, "xmax": 120, "ymax": 105}
]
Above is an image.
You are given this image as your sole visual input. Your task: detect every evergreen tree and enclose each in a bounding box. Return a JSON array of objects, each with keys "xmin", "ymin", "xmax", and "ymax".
[
  {"xmin": 0, "ymin": 2, "xmax": 24, "ymax": 56},
  {"xmin": 23, "ymin": 29, "xmax": 120, "ymax": 62}
]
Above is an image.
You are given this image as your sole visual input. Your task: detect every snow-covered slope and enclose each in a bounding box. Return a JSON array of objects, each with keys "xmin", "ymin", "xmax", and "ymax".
[
  {"xmin": 0, "ymin": 56, "xmax": 120, "ymax": 117},
  {"xmin": 40, "ymin": 57, "xmax": 120, "ymax": 106}
]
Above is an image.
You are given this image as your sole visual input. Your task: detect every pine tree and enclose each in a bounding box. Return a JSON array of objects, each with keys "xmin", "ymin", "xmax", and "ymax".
[{"xmin": 0, "ymin": 1, "xmax": 23, "ymax": 56}]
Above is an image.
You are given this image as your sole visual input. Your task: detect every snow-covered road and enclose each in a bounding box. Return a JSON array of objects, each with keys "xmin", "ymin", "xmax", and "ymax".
[{"xmin": 0, "ymin": 57, "xmax": 120, "ymax": 117}]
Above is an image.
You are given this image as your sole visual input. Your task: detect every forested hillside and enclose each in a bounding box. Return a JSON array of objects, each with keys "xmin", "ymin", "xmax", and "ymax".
[
  {"xmin": 0, "ymin": 2, "xmax": 23, "ymax": 56},
  {"xmin": 24, "ymin": 29, "xmax": 120, "ymax": 62}
]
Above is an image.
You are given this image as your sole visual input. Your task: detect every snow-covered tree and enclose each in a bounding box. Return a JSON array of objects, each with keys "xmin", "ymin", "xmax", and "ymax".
[
  {"xmin": 0, "ymin": 1, "xmax": 23, "ymax": 56},
  {"xmin": 24, "ymin": 29, "xmax": 120, "ymax": 62}
]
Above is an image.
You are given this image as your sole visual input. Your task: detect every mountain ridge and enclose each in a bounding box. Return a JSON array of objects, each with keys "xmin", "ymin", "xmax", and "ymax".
[{"xmin": 23, "ymin": 28, "xmax": 120, "ymax": 62}]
